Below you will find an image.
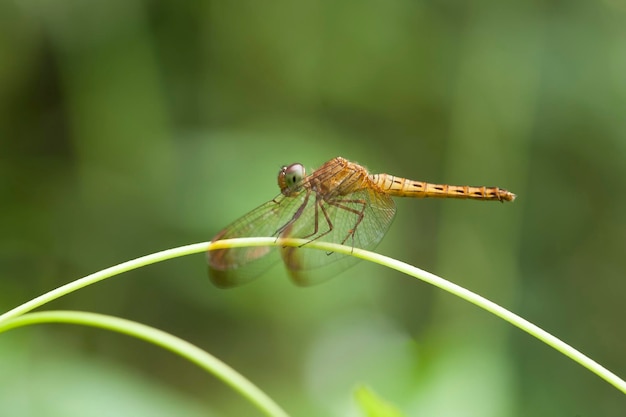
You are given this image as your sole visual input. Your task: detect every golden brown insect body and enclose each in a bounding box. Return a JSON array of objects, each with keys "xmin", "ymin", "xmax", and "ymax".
[{"xmin": 209, "ymin": 156, "xmax": 516, "ymax": 287}]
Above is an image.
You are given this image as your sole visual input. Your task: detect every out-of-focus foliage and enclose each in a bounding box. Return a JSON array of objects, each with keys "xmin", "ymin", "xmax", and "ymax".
[
  {"xmin": 354, "ymin": 385, "xmax": 405, "ymax": 417},
  {"xmin": 1, "ymin": 0, "xmax": 625, "ymax": 416}
]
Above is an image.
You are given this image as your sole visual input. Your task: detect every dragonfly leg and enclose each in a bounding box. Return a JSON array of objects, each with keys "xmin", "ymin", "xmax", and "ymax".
[
  {"xmin": 325, "ymin": 198, "xmax": 367, "ymax": 247},
  {"xmin": 274, "ymin": 189, "xmax": 311, "ymax": 238},
  {"xmin": 275, "ymin": 190, "xmax": 334, "ymax": 246},
  {"xmin": 295, "ymin": 194, "xmax": 335, "ymax": 244},
  {"xmin": 285, "ymin": 197, "xmax": 337, "ymax": 255}
]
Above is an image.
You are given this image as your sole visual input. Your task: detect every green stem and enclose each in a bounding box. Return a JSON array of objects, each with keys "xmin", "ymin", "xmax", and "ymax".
[
  {"xmin": 0, "ymin": 310, "xmax": 290, "ymax": 417},
  {"xmin": 0, "ymin": 243, "xmax": 208, "ymax": 323},
  {"xmin": 1, "ymin": 237, "xmax": 624, "ymax": 394}
]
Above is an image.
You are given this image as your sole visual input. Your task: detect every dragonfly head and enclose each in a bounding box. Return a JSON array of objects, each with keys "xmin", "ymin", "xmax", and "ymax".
[{"xmin": 278, "ymin": 163, "xmax": 305, "ymax": 196}]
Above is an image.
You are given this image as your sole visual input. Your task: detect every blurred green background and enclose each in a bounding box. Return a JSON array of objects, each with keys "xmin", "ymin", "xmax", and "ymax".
[{"xmin": 1, "ymin": 0, "xmax": 625, "ymax": 416}]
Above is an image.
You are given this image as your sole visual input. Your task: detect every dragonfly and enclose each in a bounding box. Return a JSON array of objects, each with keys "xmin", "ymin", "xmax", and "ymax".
[{"xmin": 208, "ymin": 156, "xmax": 515, "ymax": 288}]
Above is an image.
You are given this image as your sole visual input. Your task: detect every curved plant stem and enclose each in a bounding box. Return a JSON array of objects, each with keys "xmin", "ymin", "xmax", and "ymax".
[
  {"xmin": 0, "ymin": 310, "xmax": 290, "ymax": 417},
  {"xmin": 0, "ymin": 243, "xmax": 209, "ymax": 323},
  {"xmin": 0, "ymin": 237, "xmax": 624, "ymax": 394}
]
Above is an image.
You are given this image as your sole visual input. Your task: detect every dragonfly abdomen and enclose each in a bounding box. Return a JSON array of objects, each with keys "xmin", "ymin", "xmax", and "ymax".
[{"xmin": 370, "ymin": 174, "xmax": 516, "ymax": 202}]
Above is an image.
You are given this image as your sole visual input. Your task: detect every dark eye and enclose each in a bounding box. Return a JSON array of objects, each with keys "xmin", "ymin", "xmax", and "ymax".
[{"xmin": 278, "ymin": 163, "xmax": 305, "ymax": 195}]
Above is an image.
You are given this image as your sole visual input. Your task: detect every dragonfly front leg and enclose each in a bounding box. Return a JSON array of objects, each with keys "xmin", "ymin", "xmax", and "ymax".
[
  {"xmin": 275, "ymin": 189, "xmax": 311, "ymax": 238},
  {"xmin": 275, "ymin": 190, "xmax": 334, "ymax": 247},
  {"xmin": 294, "ymin": 193, "xmax": 335, "ymax": 243}
]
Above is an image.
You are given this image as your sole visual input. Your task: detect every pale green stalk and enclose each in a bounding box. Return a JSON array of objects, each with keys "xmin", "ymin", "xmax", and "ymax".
[
  {"xmin": 1, "ymin": 237, "xmax": 624, "ymax": 397},
  {"xmin": 0, "ymin": 310, "xmax": 290, "ymax": 417}
]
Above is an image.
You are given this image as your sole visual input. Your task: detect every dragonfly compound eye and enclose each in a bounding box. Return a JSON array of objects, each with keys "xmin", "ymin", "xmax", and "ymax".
[{"xmin": 278, "ymin": 163, "xmax": 306, "ymax": 196}]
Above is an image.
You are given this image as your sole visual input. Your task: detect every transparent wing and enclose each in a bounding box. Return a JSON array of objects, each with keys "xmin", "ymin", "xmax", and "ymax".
[
  {"xmin": 280, "ymin": 187, "xmax": 396, "ymax": 286},
  {"xmin": 208, "ymin": 191, "xmax": 310, "ymax": 288},
  {"xmin": 208, "ymin": 167, "xmax": 396, "ymax": 287}
]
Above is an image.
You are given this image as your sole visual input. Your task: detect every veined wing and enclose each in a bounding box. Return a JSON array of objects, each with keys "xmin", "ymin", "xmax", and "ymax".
[
  {"xmin": 208, "ymin": 192, "xmax": 307, "ymax": 288},
  {"xmin": 279, "ymin": 187, "xmax": 396, "ymax": 286}
]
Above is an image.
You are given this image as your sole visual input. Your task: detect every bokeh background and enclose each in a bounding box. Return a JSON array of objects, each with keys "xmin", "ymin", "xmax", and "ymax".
[{"xmin": 1, "ymin": 1, "xmax": 625, "ymax": 416}]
